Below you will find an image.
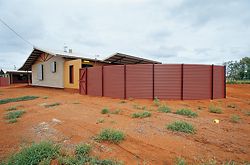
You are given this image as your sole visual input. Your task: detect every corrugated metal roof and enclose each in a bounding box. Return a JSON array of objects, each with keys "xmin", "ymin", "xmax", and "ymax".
[
  {"xmin": 18, "ymin": 47, "xmax": 105, "ymax": 71},
  {"xmin": 103, "ymin": 53, "xmax": 161, "ymax": 64}
]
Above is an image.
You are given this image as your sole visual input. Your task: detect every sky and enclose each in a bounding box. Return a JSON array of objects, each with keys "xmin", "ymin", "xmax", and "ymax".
[{"xmin": 0, "ymin": 0, "xmax": 250, "ymax": 70}]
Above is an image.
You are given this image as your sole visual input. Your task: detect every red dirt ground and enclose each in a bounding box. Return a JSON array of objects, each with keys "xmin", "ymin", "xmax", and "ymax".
[{"xmin": 0, "ymin": 84, "xmax": 249, "ymax": 164}]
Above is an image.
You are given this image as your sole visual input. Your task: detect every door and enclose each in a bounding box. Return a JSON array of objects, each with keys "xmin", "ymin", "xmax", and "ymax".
[{"xmin": 79, "ymin": 68, "xmax": 87, "ymax": 95}]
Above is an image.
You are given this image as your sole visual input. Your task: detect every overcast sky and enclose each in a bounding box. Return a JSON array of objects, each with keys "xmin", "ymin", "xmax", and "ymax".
[{"xmin": 0, "ymin": 0, "xmax": 249, "ymax": 70}]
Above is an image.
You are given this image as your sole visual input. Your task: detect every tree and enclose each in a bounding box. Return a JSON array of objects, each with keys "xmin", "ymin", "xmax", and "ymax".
[{"xmin": 224, "ymin": 57, "xmax": 250, "ymax": 81}]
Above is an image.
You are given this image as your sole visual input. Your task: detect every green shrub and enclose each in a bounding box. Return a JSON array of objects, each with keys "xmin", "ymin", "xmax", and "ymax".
[
  {"xmin": 230, "ymin": 115, "xmax": 241, "ymax": 123},
  {"xmin": 246, "ymin": 111, "xmax": 250, "ymax": 116},
  {"xmin": 0, "ymin": 96, "xmax": 39, "ymax": 104},
  {"xmin": 167, "ymin": 121, "xmax": 195, "ymax": 134},
  {"xmin": 95, "ymin": 129, "xmax": 125, "ymax": 143},
  {"xmin": 2, "ymin": 141, "xmax": 60, "ymax": 165},
  {"xmin": 44, "ymin": 102, "xmax": 60, "ymax": 108},
  {"xmin": 5, "ymin": 110, "xmax": 25, "ymax": 120},
  {"xmin": 175, "ymin": 157, "xmax": 186, "ymax": 165},
  {"xmin": 101, "ymin": 108, "xmax": 109, "ymax": 114},
  {"xmin": 75, "ymin": 144, "xmax": 91, "ymax": 158},
  {"xmin": 209, "ymin": 105, "xmax": 222, "ymax": 114},
  {"xmin": 158, "ymin": 105, "xmax": 171, "ymax": 113},
  {"xmin": 131, "ymin": 111, "xmax": 151, "ymax": 118},
  {"xmin": 153, "ymin": 97, "xmax": 160, "ymax": 106},
  {"xmin": 175, "ymin": 109, "xmax": 198, "ymax": 118}
]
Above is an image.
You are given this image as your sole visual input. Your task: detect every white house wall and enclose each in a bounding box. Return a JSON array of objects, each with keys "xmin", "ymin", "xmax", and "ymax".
[{"xmin": 32, "ymin": 55, "xmax": 64, "ymax": 88}]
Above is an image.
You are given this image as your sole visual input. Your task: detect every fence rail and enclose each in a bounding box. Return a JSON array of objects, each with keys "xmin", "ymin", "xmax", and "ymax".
[{"xmin": 79, "ymin": 64, "xmax": 225, "ymax": 100}]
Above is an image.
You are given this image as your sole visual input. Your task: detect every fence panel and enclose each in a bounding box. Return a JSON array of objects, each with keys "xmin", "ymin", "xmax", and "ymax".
[
  {"xmin": 87, "ymin": 66, "xmax": 102, "ymax": 96},
  {"xmin": 213, "ymin": 66, "xmax": 225, "ymax": 99},
  {"xmin": 126, "ymin": 64, "xmax": 153, "ymax": 99},
  {"xmin": 183, "ymin": 64, "xmax": 212, "ymax": 100},
  {"xmin": 0, "ymin": 77, "xmax": 10, "ymax": 87},
  {"xmin": 154, "ymin": 64, "xmax": 182, "ymax": 99},
  {"xmin": 103, "ymin": 65, "xmax": 125, "ymax": 98}
]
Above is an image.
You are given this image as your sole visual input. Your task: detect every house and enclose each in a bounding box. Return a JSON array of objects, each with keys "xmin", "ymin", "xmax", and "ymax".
[
  {"xmin": 19, "ymin": 47, "xmax": 160, "ymax": 90},
  {"xmin": 5, "ymin": 70, "xmax": 32, "ymax": 84},
  {"xmin": 0, "ymin": 69, "xmax": 5, "ymax": 77}
]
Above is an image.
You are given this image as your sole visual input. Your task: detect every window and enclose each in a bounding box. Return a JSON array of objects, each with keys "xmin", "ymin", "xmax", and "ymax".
[
  {"xmin": 69, "ymin": 65, "xmax": 74, "ymax": 84},
  {"xmin": 50, "ymin": 61, "xmax": 56, "ymax": 73},
  {"xmin": 37, "ymin": 64, "xmax": 43, "ymax": 80}
]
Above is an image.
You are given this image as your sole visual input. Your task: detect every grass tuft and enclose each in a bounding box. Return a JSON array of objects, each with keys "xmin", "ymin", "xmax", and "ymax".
[
  {"xmin": 101, "ymin": 108, "xmax": 109, "ymax": 114},
  {"xmin": 209, "ymin": 105, "xmax": 222, "ymax": 114},
  {"xmin": 230, "ymin": 115, "xmax": 241, "ymax": 123},
  {"xmin": 153, "ymin": 97, "xmax": 160, "ymax": 106},
  {"xmin": 111, "ymin": 109, "xmax": 121, "ymax": 115},
  {"xmin": 96, "ymin": 118, "xmax": 105, "ymax": 124},
  {"xmin": 0, "ymin": 96, "xmax": 39, "ymax": 104},
  {"xmin": 95, "ymin": 128, "xmax": 125, "ymax": 143},
  {"xmin": 8, "ymin": 119, "xmax": 18, "ymax": 123},
  {"xmin": 131, "ymin": 111, "xmax": 151, "ymax": 118},
  {"xmin": 227, "ymin": 104, "xmax": 236, "ymax": 108},
  {"xmin": 5, "ymin": 110, "xmax": 25, "ymax": 120},
  {"xmin": 75, "ymin": 144, "xmax": 91, "ymax": 158},
  {"xmin": 175, "ymin": 157, "xmax": 186, "ymax": 165},
  {"xmin": 167, "ymin": 121, "xmax": 195, "ymax": 134},
  {"xmin": 6, "ymin": 106, "xmax": 17, "ymax": 111},
  {"xmin": 44, "ymin": 102, "xmax": 60, "ymax": 108},
  {"xmin": 175, "ymin": 109, "xmax": 198, "ymax": 118},
  {"xmin": 119, "ymin": 100, "xmax": 126, "ymax": 104},
  {"xmin": 246, "ymin": 111, "xmax": 250, "ymax": 116},
  {"xmin": 158, "ymin": 105, "xmax": 171, "ymax": 113},
  {"xmin": 42, "ymin": 96, "xmax": 48, "ymax": 99},
  {"xmin": 133, "ymin": 104, "xmax": 147, "ymax": 110},
  {"xmin": 1, "ymin": 141, "xmax": 60, "ymax": 165}
]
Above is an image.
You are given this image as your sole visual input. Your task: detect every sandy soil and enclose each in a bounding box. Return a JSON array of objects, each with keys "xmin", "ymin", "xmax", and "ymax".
[{"xmin": 0, "ymin": 84, "xmax": 249, "ymax": 164}]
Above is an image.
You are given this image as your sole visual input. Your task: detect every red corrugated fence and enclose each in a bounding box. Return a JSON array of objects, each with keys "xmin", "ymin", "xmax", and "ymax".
[
  {"xmin": 79, "ymin": 64, "xmax": 225, "ymax": 100},
  {"xmin": 0, "ymin": 77, "xmax": 10, "ymax": 87}
]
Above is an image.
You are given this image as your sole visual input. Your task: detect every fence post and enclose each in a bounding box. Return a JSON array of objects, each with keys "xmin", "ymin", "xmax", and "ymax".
[
  {"xmin": 224, "ymin": 65, "xmax": 226, "ymax": 98},
  {"xmin": 181, "ymin": 64, "xmax": 184, "ymax": 100},
  {"xmin": 86, "ymin": 68, "xmax": 88, "ymax": 95},
  {"xmin": 211, "ymin": 64, "xmax": 214, "ymax": 100},
  {"xmin": 124, "ymin": 65, "xmax": 126, "ymax": 99},
  {"xmin": 102, "ymin": 66, "xmax": 104, "ymax": 97},
  {"xmin": 152, "ymin": 64, "xmax": 155, "ymax": 100}
]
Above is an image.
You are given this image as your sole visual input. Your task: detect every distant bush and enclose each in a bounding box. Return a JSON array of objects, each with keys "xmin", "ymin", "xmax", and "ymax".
[
  {"xmin": 209, "ymin": 105, "xmax": 222, "ymax": 114},
  {"xmin": 131, "ymin": 111, "xmax": 151, "ymax": 118},
  {"xmin": 167, "ymin": 121, "xmax": 195, "ymax": 134},
  {"xmin": 158, "ymin": 105, "xmax": 171, "ymax": 113},
  {"xmin": 175, "ymin": 109, "xmax": 198, "ymax": 118},
  {"xmin": 95, "ymin": 129, "xmax": 125, "ymax": 143},
  {"xmin": 101, "ymin": 108, "xmax": 109, "ymax": 114}
]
